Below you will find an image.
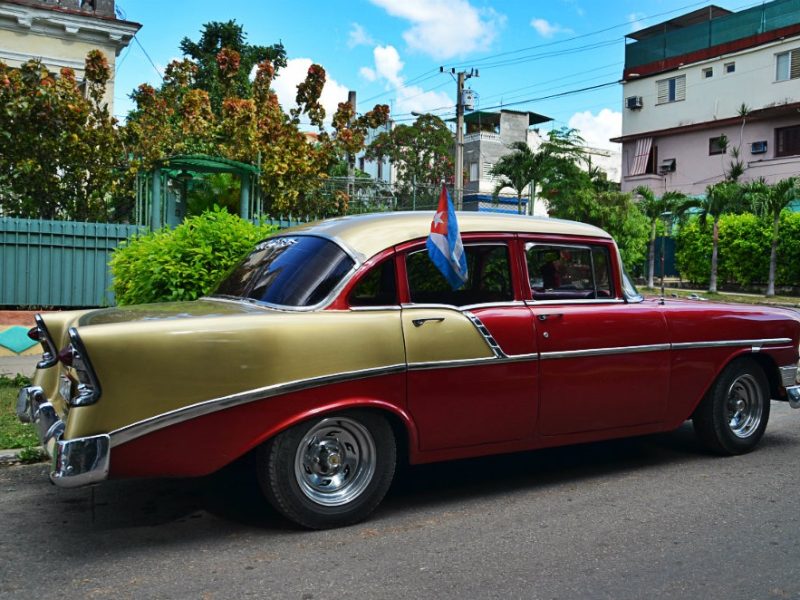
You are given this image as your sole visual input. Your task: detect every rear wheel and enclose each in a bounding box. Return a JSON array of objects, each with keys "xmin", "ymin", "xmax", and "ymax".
[
  {"xmin": 693, "ymin": 357, "xmax": 770, "ymax": 455},
  {"xmin": 257, "ymin": 411, "xmax": 396, "ymax": 529}
]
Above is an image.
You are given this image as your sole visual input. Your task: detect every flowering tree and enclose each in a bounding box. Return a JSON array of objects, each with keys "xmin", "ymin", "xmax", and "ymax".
[{"xmin": 0, "ymin": 51, "xmax": 128, "ymax": 220}]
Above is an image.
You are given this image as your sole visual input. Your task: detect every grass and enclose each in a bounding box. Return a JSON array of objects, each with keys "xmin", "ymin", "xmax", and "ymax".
[
  {"xmin": 642, "ymin": 286, "xmax": 800, "ymax": 308},
  {"xmin": 0, "ymin": 375, "xmax": 39, "ymax": 452}
]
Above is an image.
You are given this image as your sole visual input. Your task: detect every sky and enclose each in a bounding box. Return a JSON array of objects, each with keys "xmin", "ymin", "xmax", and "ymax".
[{"xmin": 111, "ymin": 0, "xmax": 759, "ymax": 150}]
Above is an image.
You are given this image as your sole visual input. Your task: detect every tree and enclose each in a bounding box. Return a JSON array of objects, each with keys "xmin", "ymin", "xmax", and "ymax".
[
  {"xmin": 179, "ymin": 20, "xmax": 286, "ymax": 114},
  {"xmin": 689, "ymin": 181, "xmax": 745, "ymax": 293},
  {"xmin": 490, "ymin": 127, "xmax": 587, "ymax": 216},
  {"xmin": 745, "ymin": 177, "xmax": 798, "ymax": 297},
  {"xmin": 489, "ymin": 142, "xmax": 541, "ymax": 214},
  {"xmin": 365, "ymin": 114, "xmax": 453, "ymax": 205},
  {"xmin": 0, "ymin": 52, "xmax": 128, "ymax": 221},
  {"xmin": 634, "ymin": 186, "xmax": 687, "ymax": 288},
  {"xmin": 125, "ymin": 22, "xmax": 389, "ymax": 217}
]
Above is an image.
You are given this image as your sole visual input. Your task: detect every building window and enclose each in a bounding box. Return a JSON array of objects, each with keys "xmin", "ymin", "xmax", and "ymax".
[
  {"xmin": 469, "ymin": 162, "xmax": 479, "ymax": 181},
  {"xmin": 358, "ymin": 157, "xmax": 365, "ymax": 172},
  {"xmin": 483, "ymin": 162, "xmax": 495, "ymax": 180},
  {"xmin": 725, "ymin": 62, "xmax": 735, "ymax": 73},
  {"xmin": 656, "ymin": 75, "xmax": 686, "ymax": 104},
  {"xmin": 776, "ymin": 49, "xmax": 800, "ymax": 81},
  {"xmin": 775, "ymin": 124, "xmax": 800, "ymax": 157},
  {"xmin": 702, "ymin": 67, "xmax": 713, "ymax": 79},
  {"xmin": 709, "ymin": 136, "xmax": 727, "ymax": 155},
  {"xmin": 377, "ymin": 160, "xmax": 383, "ymax": 180}
]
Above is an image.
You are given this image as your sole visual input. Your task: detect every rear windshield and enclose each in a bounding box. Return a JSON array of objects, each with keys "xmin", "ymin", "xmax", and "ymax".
[{"xmin": 214, "ymin": 236, "xmax": 355, "ymax": 307}]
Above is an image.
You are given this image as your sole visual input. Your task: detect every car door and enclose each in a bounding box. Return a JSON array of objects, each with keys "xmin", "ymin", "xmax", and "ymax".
[
  {"xmin": 524, "ymin": 240, "xmax": 671, "ymax": 436},
  {"xmin": 401, "ymin": 238, "xmax": 540, "ymax": 451}
]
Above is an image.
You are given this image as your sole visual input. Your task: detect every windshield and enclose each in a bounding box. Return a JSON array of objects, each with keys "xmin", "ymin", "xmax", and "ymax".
[{"xmin": 214, "ymin": 236, "xmax": 356, "ymax": 308}]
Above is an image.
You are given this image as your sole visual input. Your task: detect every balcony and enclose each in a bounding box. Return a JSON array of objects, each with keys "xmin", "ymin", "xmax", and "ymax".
[
  {"xmin": 464, "ymin": 132, "xmax": 502, "ymax": 144},
  {"xmin": 13, "ymin": 0, "xmax": 116, "ymax": 18}
]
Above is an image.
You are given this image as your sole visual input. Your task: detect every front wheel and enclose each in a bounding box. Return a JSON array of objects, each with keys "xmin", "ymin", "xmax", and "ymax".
[
  {"xmin": 257, "ymin": 411, "xmax": 396, "ymax": 529},
  {"xmin": 693, "ymin": 357, "xmax": 770, "ymax": 455}
]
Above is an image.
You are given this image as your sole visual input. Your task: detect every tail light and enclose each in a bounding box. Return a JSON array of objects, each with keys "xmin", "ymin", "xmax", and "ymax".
[
  {"xmin": 60, "ymin": 328, "xmax": 101, "ymax": 407},
  {"xmin": 30, "ymin": 314, "xmax": 58, "ymax": 369}
]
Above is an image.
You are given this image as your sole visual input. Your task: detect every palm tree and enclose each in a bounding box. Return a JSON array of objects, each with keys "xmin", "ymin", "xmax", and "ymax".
[
  {"xmin": 490, "ymin": 128, "xmax": 586, "ymax": 215},
  {"xmin": 634, "ymin": 186, "xmax": 687, "ymax": 288},
  {"xmin": 745, "ymin": 177, "xmax": 798, "ymax": 297},
  {"xmin": 689, "ymin": 181, "xmax": 744, "ymax": 293},
  {"xmin": 489, "ymin": 141, "xmax": 541, "ymax": 215}
]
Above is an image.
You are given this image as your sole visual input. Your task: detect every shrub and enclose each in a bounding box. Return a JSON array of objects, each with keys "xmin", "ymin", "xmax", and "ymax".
[
  {"xmin": 110, "ymin": 207, "xmax": 277, "ymax": 305},
  {"xmin": 676, "ymin": 211, "xmax": 800, "ymax": 286}
]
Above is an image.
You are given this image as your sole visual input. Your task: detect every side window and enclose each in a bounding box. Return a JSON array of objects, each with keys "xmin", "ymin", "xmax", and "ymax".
[
  {"xmin": 406, "ymin": 244, "xmax": 512, "ymax": 306},
  {"xmin": 526, "ymin": 244, "xmax": 614, "ymax": 301},
  {"xmin": 348, "ymin": 259, "xmax": 397, "ymax": 306}
]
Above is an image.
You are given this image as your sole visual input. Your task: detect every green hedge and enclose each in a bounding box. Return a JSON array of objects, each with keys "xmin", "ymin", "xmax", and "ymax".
[
  {"xmin": 110, "ymin": 208, "xmax": 278, "ymax": 305},
  {"xmin": 675, "ymin": 212, "xmax": 800, "ymax": 286}
]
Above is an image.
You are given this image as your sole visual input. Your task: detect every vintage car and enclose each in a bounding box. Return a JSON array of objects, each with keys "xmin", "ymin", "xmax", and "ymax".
[{"xmin": 17, "ymin": 212, "xmax": 800, "ymax": 529}]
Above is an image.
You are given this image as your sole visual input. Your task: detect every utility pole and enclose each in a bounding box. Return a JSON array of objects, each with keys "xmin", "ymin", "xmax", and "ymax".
[{"xmin": 442, "ymin": 67, "xmax": 477, "ymax": 211}]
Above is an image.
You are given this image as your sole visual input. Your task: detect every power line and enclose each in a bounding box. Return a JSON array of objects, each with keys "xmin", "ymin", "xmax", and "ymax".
[{"xmin": 133, "ymin": 35, "xmax": 163, "ymax": 81}]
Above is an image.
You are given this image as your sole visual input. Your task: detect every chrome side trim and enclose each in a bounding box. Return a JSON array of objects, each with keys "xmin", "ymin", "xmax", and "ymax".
[
  {"xmin": 408, "ymin": 353, "xmax": 538, "ymax": 371},
  {"xmin": 110, "ymin": 363, "xmax": 407, "ymax": 447},
  {"xmin": 463, "ymin": 312, "xmax": 507, "ymax": 358},
  {"xmin": 540, "ymin": 343, "xmax": 670, "ymax": 361},
  {"xmin": 34, "ymin": 314, "xmax": 58, "ymax": 369},
  {"xmin": 348, "ymin": 306, "xmax": 402, "ymax": 312},
  {"xmin": 459, "ymin": 301, "xmax": 528, "ymax": 311},
  {"xmin": 525, "ymin": 299, "xmax": 626, "ymax": 306},
  {"xmin": 779, "ymin": 365, "xmax": 798, "ymax": 387},
  {"xmin": 671, "ymin": 338, "xmax": 792, "ymax": 351}
]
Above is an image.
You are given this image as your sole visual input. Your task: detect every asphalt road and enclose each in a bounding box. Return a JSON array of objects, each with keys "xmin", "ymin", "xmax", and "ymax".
[{"xmin": 1, "ymin": 404, "xmax": 799, "ymax": 600}]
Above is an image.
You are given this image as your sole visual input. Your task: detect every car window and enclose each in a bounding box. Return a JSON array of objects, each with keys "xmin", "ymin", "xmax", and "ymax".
[
  {"xmin": 214, "ymin": 235, "xmax": 355, "ymax": 307},
  {"xmin": 406, "ymin": 244, "xmax": 512, "ymax": 306},
  {"xmin": 349, "ymin": 259, "xmax": 398, "ymax": 307},
  {"xmin": 526, "ymin": 243, "xmax": 614, "ymax": 301}
]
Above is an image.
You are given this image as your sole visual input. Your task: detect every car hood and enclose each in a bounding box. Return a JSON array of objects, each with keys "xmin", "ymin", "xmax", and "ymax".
[{"xmin": 77, "ymin": 298, "xmax": 273, "ymax": 327}]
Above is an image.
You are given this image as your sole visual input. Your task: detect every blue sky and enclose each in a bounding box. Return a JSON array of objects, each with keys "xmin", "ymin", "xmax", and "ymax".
[{"xmin": 112, "ymin": 0, "xmax": 758, "ymax": 149}]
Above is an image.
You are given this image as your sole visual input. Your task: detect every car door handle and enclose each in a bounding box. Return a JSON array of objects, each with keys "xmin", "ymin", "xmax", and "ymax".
[
  {"xmin": 412, "ymin": 317, "xmax": 445, "ymax": 327},
  {"xmin": 537, "ymin": 313, "xmax": 563, "ymax": 322}
]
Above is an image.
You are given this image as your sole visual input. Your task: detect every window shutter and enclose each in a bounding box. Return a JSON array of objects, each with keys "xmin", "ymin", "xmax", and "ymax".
[
  {"xmin": 656, "ymin": 79, "xmax": 669, "ymax": 104},
  {"xmin": 674, "ymin": 75, "xmax": 686, "ymax": 101},
  {"xmin": 791, "ymin": 49, "xmax": 800, "ymax": 80}
]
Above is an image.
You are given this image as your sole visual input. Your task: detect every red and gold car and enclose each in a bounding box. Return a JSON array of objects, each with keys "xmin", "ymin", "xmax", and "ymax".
[{"xmin": 17, "ymin": 212, "xmax": 800, "ymax": 528}]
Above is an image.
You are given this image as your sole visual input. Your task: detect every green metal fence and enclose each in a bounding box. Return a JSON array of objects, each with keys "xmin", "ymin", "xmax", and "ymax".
[{"xmin": 0, "ymin": 218, "xmax": 144, "ymax": 307}]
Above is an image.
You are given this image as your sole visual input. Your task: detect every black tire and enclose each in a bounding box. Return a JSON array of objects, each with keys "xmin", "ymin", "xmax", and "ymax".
[
  {"xmin": 257, "ymin": 410, "xmax": 396, "ymax": 529},
  {"xmin": 693, "ymin": 357, "xmax": 770, "ymax": 455}
]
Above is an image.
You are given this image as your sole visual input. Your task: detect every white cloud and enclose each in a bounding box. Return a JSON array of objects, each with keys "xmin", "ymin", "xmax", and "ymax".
[
  {"xmin": 568, "ymin": 108, "xmax": 622, "ymax": 150},
  {"xmin": 272, "ymin": 58, "xmax": 351, "ymax": 126},
  {"xmin": 348, "ymin": 23, "xmax": 374, "ymax": 48},
  {"xmin": 369, "ymin": 0, "xmax": 504, "ymax": 59},
  {"xmin": 360, "ymin": 44, "xmax": 452, "ymax": 115},
  {"xmin": 530, "ymin": 18, "xmax": 572, "ymax": 38},
  {"xmin": 628, "ymin": 12, "xmax": 646, "ymax": 33}
]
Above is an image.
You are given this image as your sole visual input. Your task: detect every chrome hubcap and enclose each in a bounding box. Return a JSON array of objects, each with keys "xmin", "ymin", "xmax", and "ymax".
[
  {"xmin": 294, "ymin": 417, "xmax": 376, "ymax": 506},
  {"xmin": 726, "ymin": 374, "xmax": 764, "ymax": 439}
]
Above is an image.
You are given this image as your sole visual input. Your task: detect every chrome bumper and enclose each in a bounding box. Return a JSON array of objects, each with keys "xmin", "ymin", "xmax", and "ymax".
[
  {"xmin": 787, "ymin": 385, "xmax": 800, "ymax": 409},
  {"xmin": 16, "ymin": 386, "xmax": 110, "ymax": 488}
]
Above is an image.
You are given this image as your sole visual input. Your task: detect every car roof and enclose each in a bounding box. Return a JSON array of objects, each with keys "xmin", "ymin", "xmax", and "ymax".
[{"xmin": 280, "ymin": 212, "xmax": 612, "ymax": 261}]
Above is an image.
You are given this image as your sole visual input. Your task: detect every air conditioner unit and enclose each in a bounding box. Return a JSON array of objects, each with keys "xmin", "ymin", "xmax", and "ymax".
[
  {"xmin": 751, "ymin": 140, "xmax": 768, "ymax": 154},
  {"xmin": 626, "ymin": 96, "xmax": 644, "ymax": 110},
  {"xmin": 659, "ymin": 158, "xmax": 676, "ymax": 174}
]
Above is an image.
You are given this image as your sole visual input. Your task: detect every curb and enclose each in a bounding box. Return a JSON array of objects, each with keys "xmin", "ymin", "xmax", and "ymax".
[{"xmin": 0, "ymin": 447, "xmax": 47, "ymax": 467}]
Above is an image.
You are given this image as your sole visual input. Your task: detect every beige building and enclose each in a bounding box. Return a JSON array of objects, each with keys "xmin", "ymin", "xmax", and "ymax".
[{"xmin": 0, "ymin": 0, "xmax": 140, "ymax": 112}]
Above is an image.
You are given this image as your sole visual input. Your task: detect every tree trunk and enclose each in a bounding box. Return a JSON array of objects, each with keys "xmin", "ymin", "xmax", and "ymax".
[
  {"xmin": 709, "ymin": 218, "xmax": 719, "ymax": 293},
  {"xmin": 647, "ymin": 220, "xmax": 657, "ymax": 289},
  {"xmin": 766, "ymin": 213, "xmax": 780, "ymax": 297}
]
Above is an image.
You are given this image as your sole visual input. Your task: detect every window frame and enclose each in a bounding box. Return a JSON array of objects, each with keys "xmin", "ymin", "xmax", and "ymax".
[
  {"xmin": 656, "ymin": 74, "xmax": 686, "ymax": 105},
  {"xmin": 702, "ymin": 67, "xmax": 713, "ymax": 79},
  {"xmin": 776, "ymin": 49, "xmax": 800, "ymax": 82},
  {"xmin": 775, "ymin": 124, "xmax": 800, "ymax": 158},
  {"xmin": 522, "ymin": 240, "xmax": 620, "ymax": 305},
  {"xmin": 708, "ymin": 136, "xmax": 727, "ymax": 156},
  {"xmin": 724, "ymin": 62, "xmax": 735, "ymax": 74}
]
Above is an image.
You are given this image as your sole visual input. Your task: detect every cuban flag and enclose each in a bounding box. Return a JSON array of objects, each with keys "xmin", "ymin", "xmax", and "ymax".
[{"xmin": 426, "ymin": 185, "xmax": 468, "ymax": 290}]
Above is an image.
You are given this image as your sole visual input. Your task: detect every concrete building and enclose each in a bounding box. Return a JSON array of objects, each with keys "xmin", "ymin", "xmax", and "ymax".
[
  {"xmin": 462, "ymin": 109, "xmax": 622, "ymax": 215},
  {"xmin": 613, "ymin": 0, "xmax": 800, "ymax": 195},
  {"xmin": 0, "ymin": 0, "xmax": 140, "ymax": 112}
]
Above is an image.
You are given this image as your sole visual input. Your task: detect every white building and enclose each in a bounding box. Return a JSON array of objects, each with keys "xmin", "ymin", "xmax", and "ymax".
[
  {"xmin": 613, "ymin": 0, "xmax": 800, "ymax": 195},
  {"xmin": 0, "ymin": 0, "xmax": 140, "ymax": 112}
]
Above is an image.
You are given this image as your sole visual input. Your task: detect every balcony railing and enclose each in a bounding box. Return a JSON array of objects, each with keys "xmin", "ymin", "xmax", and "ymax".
[{"xmin": 464, "ymin": 132, "xmax": 502, "ymax": 144}]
